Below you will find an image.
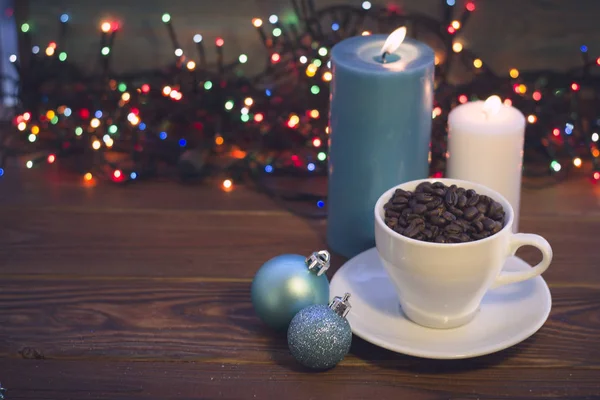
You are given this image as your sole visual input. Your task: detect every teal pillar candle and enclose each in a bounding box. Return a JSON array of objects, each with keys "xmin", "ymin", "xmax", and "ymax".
[{"xmin": 327, "ymin": 34, "xmax": 435, "ymax": 258}]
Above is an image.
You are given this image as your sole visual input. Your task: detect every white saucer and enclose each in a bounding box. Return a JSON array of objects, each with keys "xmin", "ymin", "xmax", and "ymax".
[{"xmin": 330, "ymin": 247, "xmax": 552, "ymax": 359}]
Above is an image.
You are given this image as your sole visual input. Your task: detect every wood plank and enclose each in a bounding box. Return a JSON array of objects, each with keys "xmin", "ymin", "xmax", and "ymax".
[
  {"xmin": 1, "ymin": 279, "xmax": 599, "ymax": 369},
  {"xmin": 1, "ymin": 359, "xmax": 599, "ymax": 399},
  {"xmin": 0, "ymin": 205, "xmax": 597, "ymax": 284}
]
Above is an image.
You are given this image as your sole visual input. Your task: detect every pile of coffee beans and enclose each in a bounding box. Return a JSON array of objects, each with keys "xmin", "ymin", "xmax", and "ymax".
[{"xmin": 383, "ymin": 181, "xmax": 506, "ymax": 243}]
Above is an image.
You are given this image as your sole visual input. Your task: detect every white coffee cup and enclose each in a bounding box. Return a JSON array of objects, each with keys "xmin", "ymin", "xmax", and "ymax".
[{"xmin": 374, "ymin": 178, "xmax": 553, "ymax": 329}]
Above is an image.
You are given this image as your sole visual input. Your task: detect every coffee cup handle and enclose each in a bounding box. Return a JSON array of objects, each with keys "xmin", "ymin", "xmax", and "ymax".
[{"xmin": 491, "ymin": 233, "xmax": 553, "ymax": 289}]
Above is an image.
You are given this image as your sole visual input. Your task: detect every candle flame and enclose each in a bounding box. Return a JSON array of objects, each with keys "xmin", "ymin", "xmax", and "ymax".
[
  {"xmin": 482, "ymin": 95, "xmax": 502, "ymax": 117},
  {"xmin": 381, "ymin": 26, "xmax": 407, "ymax": 56}
]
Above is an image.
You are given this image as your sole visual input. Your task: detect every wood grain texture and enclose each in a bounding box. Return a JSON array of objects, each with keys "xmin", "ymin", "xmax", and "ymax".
[
  {"xmin": 1, "ymin": 170, "xmax": 600, "ymax": 398},
  {"xmin": 1, "ymin": 279, "xmax": 600, "ymax": 370},
  {"xmin": 2, "ymin": 360, "xmax": 600, "ymax": 400}
]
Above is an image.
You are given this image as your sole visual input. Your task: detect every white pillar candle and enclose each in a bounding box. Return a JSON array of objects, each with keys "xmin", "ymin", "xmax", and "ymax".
[{"xmin": 446, "ymin": 96, "xmax": 526, "ymax": 232}]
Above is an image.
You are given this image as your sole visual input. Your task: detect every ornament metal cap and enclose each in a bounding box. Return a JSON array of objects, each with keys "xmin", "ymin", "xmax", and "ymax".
[
  {"xmin": 305, "ymin": 250, "xmax": 331, "ymax": 276},
  {"xmin": 329, "ymin": 293, "xmax": 352, "ymax": 318}
]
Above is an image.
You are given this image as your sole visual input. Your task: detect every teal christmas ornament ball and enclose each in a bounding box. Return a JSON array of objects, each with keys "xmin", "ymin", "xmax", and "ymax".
[
  {"xmin": 287, "ymin": 293, "xmax": 353, "ymax": 370},
  {"xmin": 251, "ymin": 250, "xmax": 331, "ymax": 330}
]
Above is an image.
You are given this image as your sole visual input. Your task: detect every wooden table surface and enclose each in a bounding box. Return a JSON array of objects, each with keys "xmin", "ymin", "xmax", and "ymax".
[{"xmin": 1, "ymin": 168, "xmax": 600, "ymax": 399}]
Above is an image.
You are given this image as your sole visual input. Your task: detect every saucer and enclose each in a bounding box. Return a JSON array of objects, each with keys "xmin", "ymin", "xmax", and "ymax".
[{"xmin": 330, "ymin": 247, "xmax": 552, "ymax": 359}]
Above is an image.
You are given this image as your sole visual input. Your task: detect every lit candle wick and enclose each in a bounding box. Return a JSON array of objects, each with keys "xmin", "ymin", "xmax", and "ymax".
[
  {"xmin": 482, "ymin": 95, "xmax": 502, "ymax": 119},
  {"xmin": 380, "ymin": 26, "xmax": 406, "ymax": 64}
]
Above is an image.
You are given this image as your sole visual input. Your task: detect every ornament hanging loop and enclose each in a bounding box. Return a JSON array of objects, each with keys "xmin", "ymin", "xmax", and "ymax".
[
  {"xmin": 329, "ymin": 293, "xmax": 352, "ymax": 318},
  {"xmin": 306, "ymin": 250, "xmax": 331, "ymax": 276}
]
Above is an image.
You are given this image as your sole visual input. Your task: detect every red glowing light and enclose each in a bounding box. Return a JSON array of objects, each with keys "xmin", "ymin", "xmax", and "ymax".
[
  {"xmin": 79, "ymin": 109, "xmax": 90, "ymax": 119},
  {"xmin": 287, "ymin": 119, "xmax": 295, "ymax": 128},
  {"xmin": 466, "ymin": 2, "xmax": 475, "ymax": 11},
  {"xmin": 513, "ymin": 84, "xmax": 520, "ymax": 94},
  {"xmin": 271, "ymin": 53, "xmax": 281, "ymax": 63},
  {"xmin": 141, "ymin": 84, "xmax": 150, "ymax": 93},
  {"xmin": 503, "ymin": 98, "xmax": 512, "ymax": 106},
  {"xmin": 112, "ymin": 170, "xmax": 123, "ymax": 181},
  {"xmin": 23, "ymin": 112, "xmax": 31, "ymax": 121},
  {"xmin": 49, "ymin": 41, "xmax": 57, "ymax": 49},
  {"xmin": 432, "ymin": 171, "xmax": 443, "ymax": 178},
  {"xmin": 215, "ymin": 37, "xmax": 224, "ymax": 47},
  {"xmin": 312, "ymin": 138, "xmax": 322, "ymax": 147},
  {"xmin": 571, "ymin": 82, "xmax": 580, "ymax": 91},
  {"xmin": 552, "ymin": 128, "xmax": 560, "ymax": 137},
  {"xmin": 458, "ymin": 94, "xmax": 468, "ymax": 104},
  {"xmin": 16, "ymin": 115, "xmax": 24, "ymax": 124},
  {"xmin": 170, "ymin": 90, "xmax": 178, "ymax": 99},
  {"xmin": 291, "ymin": 155, "xmax": 299, "ymax": 161},
  {"xmin": 594, "ymin": 172, "xmax": 600, "ymax": 180},
  {"xmin": 131, "ymin": 107, "xmax": 140, "ymax": 115},
  {"xmin": 447, "ymin": 26, "xmax": 456, "ymax": 34},
  {"xmin": 532, "ymin": 91, "xmax": 542, "ymax": 101},
  {"xmin": 111, "ymin": 22, "xmax": 120, "ymax": 31},
  {"xmin": 254, "ymin": 113, "xmax": 264, "ymax": 122},
  {"xmin": 47, "ymin": 154, "xmax": 56, "ymax": 163},
  {"xmin": 596, "ymin": 57, "xmax": 600, "ymax": 66}
]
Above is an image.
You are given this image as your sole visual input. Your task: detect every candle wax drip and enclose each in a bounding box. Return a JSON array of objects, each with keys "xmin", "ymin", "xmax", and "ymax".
[{"xmin": 375, "ymin": 53, "xmax": 401, "ymax": 63}]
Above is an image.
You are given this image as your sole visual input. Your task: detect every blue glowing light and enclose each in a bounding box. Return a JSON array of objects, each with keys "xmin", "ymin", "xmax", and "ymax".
[
  {"xmin": 95, "ymin": 110, "xmax": 103, "ymax": 118},
  {"xmin": 307, "ymin": 162, "xmax": 316, "ymax": 171},
  {"xmin": 139, "ymin": 122, "xmax": 146, "ymax": 131},
  {"xmin": 130, "ymin": 172, "xmax": 137, "ymax": 179},
  {"xmin": 0, "ymin": 168, "xmax": 4, "ymax": 177},
  {"xmin": 565, "ymin": 123, "xmax": 574, "ymax": 135},
  {"xmin": 265, "ymin": 165, "xmax": 273, "ymax": 173},
  {"xmin": 64, "ymin": 107, "xmax": 72, "ymax": 117},
  {"xmin": 317, "ymin": 200, "xmax": 325, "ymax": 208},
  {"xmin": 265, "ymin": 89, "xmax": 272, "ymax": 97},
  {"xmin": 179, "ymin": 138, "xmax": 187, "ymax": 147},
  {"xmin": 331, "ymin": 23, "xmax": 340, "ymax": 31},
  {"xmin": 580, "ymin": 45, "xmax": 588, "ymax": 53},
  {"xmin": 159, "ymin": 131, "xmax": 167, "ymax": 140},
  {"xmin": 446, "ymin": 0, "xmax": 455, "ymax": 5},
  {"xmin": 60, "ymin": 14, "xmax": 69, "ymax": 23}
]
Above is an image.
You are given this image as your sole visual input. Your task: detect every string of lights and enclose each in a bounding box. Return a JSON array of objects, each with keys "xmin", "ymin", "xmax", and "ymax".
[{"xmin": 2, "ymin": 0, "xmax": 600, "ymax": 215}]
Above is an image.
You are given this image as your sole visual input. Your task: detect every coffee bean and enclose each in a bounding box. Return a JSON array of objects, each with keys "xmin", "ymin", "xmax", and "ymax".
[
  {"xmin": 442, "ymin": 211, "xmax": 457, "ymax": 222},
  {"xmin": 385, "ymin": 210, "xmax": 401, "ymax": 218},
  {"xmin": 463, "ymin": 206, "xmax": 479, "ymax": 221},
  {"xmin": 425, "ymin": 197, "xmax": 443, "ymax": 210},
  {"xmin": 415, "ymin": 192, "xmax": 435, "ymax": 203},
  {"xmin": 472, "ymin": 232, "xmax": 490, "ymax": 240},
  {"xmin": 488, "ymin": 201, "xmax": 503, "ymax": 217},
  {"xmin": 394, "ymin": 188, "xmax": 411, "ymax": 197},
  {"xmin": 467, "ymin": 194, "xmax": 480, "ymax": 207},
  {"xmin": 445, "ymin": 190, "xmax": 458, "ymax": 207},
  {"xmin": 415, "ymin": 182, "xmax": 432, "ymax": 193},
  {"xmin": 491, "ymin": 221, "xmax": 503, "ymax": 234},
  {"xmin": 407, "ymin": 214, "xmax": 424, "ymax": 223},
  {"xmin": 385, "ymin": 182, "xmax": 505, "ymax": 243},
  {"xmin": 388, "ymin": 203, "xmax": 407, "ymax": 212},
  {"xmin": 434, "ymin": 235, "xmax": 447, "ymax": 243},
  {"xmin": 476, "ymin": 202, "xmax": 488, "ymax": 214},
  {"xmin": 447, "ymin": 234, "xmax": 463, "ymax": 243},
  {"xmin": 445, "ymin": 223, "xmax": 463, "ymax": 234},
  {"xmin": 432, "ymin": 188, "xmax": 446, "ymax": 196},
  {"xmin": 385, "ymin": 218, "xmax": 398, "ymax": 229},
  {"xmin": 448, "ymin": 206, "xmax": 464, "ymax": 217},
  {"xmin": 412, "ymin": 203, "xmax": 427, "ymax": 214},
  {"xmin": 459, "ymin": 233, "xmax": 471, "ymax": 242},
  {"xmin": 404, "ymin": 220, "xmax": 424, "ymax": 238},
  {"xmin": 392, "ymin": 196, "xmax": 409, "ymax": 205},
  {"xmin": 472, "ymin": 220, "xmax": 484, "ymax": 233},
  {"xmin": 482, "ymin": 217, "xmax": 496, "ymax": 231}
]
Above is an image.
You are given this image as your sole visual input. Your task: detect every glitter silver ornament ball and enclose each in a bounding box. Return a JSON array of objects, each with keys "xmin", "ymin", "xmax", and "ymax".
[{"xmin": 287, "ymin": 293, "xmax": 352, "ymax": 370}]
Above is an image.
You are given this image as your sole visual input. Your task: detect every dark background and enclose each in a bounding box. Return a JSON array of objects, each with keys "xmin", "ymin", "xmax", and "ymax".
[{"xmin": 20, "ymin": 0, "xmax": 600, "ymax": 75}]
